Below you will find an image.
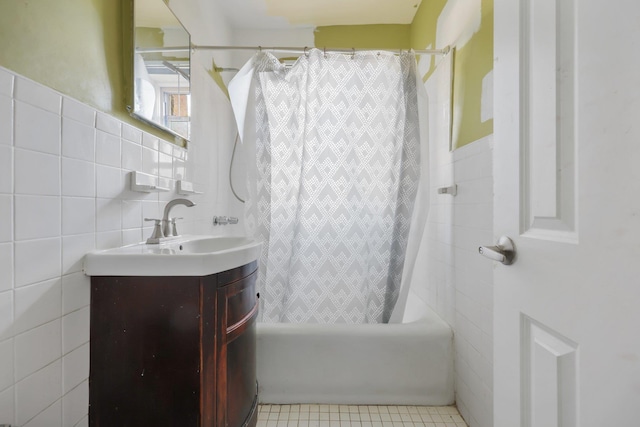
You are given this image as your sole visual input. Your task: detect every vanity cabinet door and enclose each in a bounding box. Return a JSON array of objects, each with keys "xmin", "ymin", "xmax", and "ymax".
[
  {"xmin": 217, "ymin": 267, "xmax": 259, "ymax": 427},
  {"xmin": 89, "ymin": 277, "xmax": 202, "ymax": 427}
]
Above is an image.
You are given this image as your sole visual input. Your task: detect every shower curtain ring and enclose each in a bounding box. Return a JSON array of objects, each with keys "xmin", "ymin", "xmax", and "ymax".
[
  {"xmin": 304, "ymin": 46, "xmax": 309, "ymax": 57},
  {"xmin": 351, "ymin": 48, "xmax": 355, "ymax": 59},
  {"xmin": 324, "ymin": 47, "xmax": 327, "ymax": 58}
]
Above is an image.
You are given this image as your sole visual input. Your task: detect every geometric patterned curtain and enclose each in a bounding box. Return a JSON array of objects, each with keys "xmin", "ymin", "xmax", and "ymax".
[{"xmin": 245, "ymin": 49, "xmax": 421, "ymax": 323}]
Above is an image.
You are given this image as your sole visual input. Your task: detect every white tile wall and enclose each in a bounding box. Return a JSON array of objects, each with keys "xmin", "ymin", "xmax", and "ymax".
[
  {"xmin": 61, "ymin": 199, "xmax": 93, "ymax": 235},
  {"xmin": 0, "ymin": 338, "xmax": 14, "ymax": 390},
  {"xmin": 23, "ymin": 400, "xmax": 62, "ymax": 427},
  {"xmin": 121, "ymin": 200, "xmax": 142, "ymax": 229},
  {"xmin": 15, "ymin": 320, "xmax": 62, "ymax": 381},
  {"xmin": 95, "ymin": 130, "xmax": 121, "ymax": 168},
  {"xmin": 15, "ymin": 148, "xmax": 61, "ymax": 196},
  {"xmin": 95, "ymin": 230, "xmax": 122, "ymax": 250},
  {"xmin": 95, "ymin": 198, "xmax": 122, "ymax": 232},
  {"xmin": 0, "ymin": 387, "xmax": 15, "ymax": 426},
  {"xmin": 14, "ymin": 76, "xmax": 62, "ymax": 114},
  {"xmin": 62, "ymin": 118, "xmax": 95, "ymax": 162},
  {"xmin": 14, "ymin": 279, "xmax": 62, "ymax": 335},
  {"xmin": 122, "ymin": 124, "xmax": 142, "ymax": 144},
  {"xmin": 0, "ymin": 290, "xmax": 13, "ymax": 341},
  {"xmin": 425, "ymin": 135, "xmax": 494, "ymax": 427},
  {"xmin": 141, "ymin": 145, "xmax": 159, "ymax": 175},
  {"xmin": 159, "ymin": 152, "xmax": 173, "ymax": 178},
  {"xmin": 121, "ymin": 139, "xmax": 142, "ymax": 171},
  {"xmin": 96, "ymin": 112, "xmax": 121, "ymax": 136},
  {"xmin": 62, "ymin": 98, "xmax": 95, "ymax": 127},
  {"xmin": 62, "ymin": 381, "xmax": 88, "ymax": 427},
  {"xmin": 14, "ymin": 102, "xmax": 60, "ymax": 155},
  {"xmin": 95, "ymin": 165, "xmax": 122, "ymax": 199},
  {"xmin": 0, "ymin": 195, "xmax": 12, "ymax": 242},
  {"xmin": 61, "ymin": 234, "xmax": 95, "ymax": 275},
  {"xmin": 15, "ymin": 360, "xmax": 62, "ymax": 425},
  {"xmin": 62, "ymin": 307, "xmax": 89, "ymax": 355},
  {"xmin": 451, "ymin": 139, "xmax": 494, "ymax": 424},
  {"xmin": 122, "ymin": 228, "xmax": 143, "ymax": 246},
  {"xmin": 62, "ymin": 158, "xmax": 95, "ymax": 197},
  {"xmin": 0, "ymin": 66, "xmax": 215, "ymax": 426},
  {"xmin": 0, "ymin": 243, "xmax": 13, "ymax": 291},
  {"xmin": 61, "ymin": 273, "xmax": 90, "ymax": 315},
  {"xmin": 14, "ymin": 239, "xmax": 61, "ymax": 286},
  {"xmin": 142, "ymin": 133, "xmax": 159, "ymax": 150},
  {"xmin": 63, "ymin": 344, "xmax": 89, "ymax": 393},
  {"xmin": 0, "ymin": 145, "xmax": 12, "ymax": 193},
  {"xmin": 0, "ymin": 95, "xmax": 13, "ymax": 146},
  {"xmin": 14, "ymin": 196, "xmax": 61, "ymax": 240}
]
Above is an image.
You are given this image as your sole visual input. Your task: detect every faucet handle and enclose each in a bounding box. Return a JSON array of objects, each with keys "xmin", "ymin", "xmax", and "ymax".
[
  {"xmin": 213, "ymin": 216, "xmax": 239, "ymax": 226},
  {"xmin": 144, "ymin": 218, "xmax": 164, "ymax": 243},
  {"xmin": 169, "ymin": 217, "xmax": 183, "ymax": 237},
  {"xmin": 213, "ymin": 216, "xmax": 229, "ymax": 225}
]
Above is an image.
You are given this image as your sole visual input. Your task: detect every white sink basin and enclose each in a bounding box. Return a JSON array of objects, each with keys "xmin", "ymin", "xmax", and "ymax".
[{"xmin": 83, "ymin": 235, "xmax": 262, "ymax": 276}]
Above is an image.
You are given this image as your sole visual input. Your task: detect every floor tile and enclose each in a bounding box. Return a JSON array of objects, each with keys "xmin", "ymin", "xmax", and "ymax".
[{"xmin": 257, "ymin": 405, "xmax": 467, "ymax": 427}]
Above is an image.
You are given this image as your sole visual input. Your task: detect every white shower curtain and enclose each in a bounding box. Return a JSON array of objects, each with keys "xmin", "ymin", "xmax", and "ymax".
[{"xmin": 230, "ymin": 49, "xmax": 427, "ymax": 324}]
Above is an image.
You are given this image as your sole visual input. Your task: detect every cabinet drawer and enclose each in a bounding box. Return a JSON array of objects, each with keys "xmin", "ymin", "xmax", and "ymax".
[{"xmin": 224, "ymin": 271, "xmax": 258, "ymax": 338}]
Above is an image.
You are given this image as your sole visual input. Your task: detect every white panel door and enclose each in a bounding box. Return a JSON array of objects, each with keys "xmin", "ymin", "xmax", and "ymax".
[{"xmin": 493, "ymin": 0, "xmax": 640, "ymax": 426}]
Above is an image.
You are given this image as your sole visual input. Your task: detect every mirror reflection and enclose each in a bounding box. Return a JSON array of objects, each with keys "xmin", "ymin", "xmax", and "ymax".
[{"xmin": 132, "ymin": 0, "xmax": 191, "ymax": 141}]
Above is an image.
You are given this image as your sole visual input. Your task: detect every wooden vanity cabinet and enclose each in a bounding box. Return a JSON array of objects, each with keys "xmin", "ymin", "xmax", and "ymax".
[{"xmin": 89, "ymin": 262, "xmax": 258, "ymax": 427}]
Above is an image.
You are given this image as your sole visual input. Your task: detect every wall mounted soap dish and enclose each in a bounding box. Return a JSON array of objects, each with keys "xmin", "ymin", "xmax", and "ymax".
[
  {"xmin": 130, "ymin": 171, "xmax": 170, "ymax": 193},
  {"xmin": 176, "ymin": 180, "xmax": 203, "ymax": 195}
]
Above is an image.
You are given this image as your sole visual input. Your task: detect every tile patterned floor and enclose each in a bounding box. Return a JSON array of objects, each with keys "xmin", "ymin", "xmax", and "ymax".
[{"xmin": 257, "ymin": 405, "xmax": 467, "ymax": 427}]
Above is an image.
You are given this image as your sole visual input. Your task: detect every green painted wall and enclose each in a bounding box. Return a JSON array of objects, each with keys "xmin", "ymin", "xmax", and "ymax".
[
  {"xmin": 314, "ymin": 0, "xmax": 494, "ymax": 150},
  {"xmin": 0, "ymin": 0, "xmax": 181, "ymax": 143},
  {"xmin": 314, "ymin": 24, "xmax": 411, "ymax": 50},
  {"xmin": 411, "ymin": 0, "xmax": 494, "ymax": 149},
  {"xmin": 449, "ymin": 0, "xmax": 493, "ymax": 149},
  {"xmin": 409, "ymin": 0, "xmax": 447, "ymax": 82}
]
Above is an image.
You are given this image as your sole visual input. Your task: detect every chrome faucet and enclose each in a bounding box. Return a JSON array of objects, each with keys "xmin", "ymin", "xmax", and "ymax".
[{"xmin": 161, "ymin": 198, "xmax": 195, "ymax": 237}]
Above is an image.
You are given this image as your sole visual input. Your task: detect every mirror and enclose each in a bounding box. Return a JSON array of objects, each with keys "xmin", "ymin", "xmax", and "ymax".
[{"xmin": 131, "ymin": 0, "xmax": 191, "ymax": 141}]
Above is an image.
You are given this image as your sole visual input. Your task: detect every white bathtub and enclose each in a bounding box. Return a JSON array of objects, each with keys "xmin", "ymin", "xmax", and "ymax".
[{"xmin": 256, "ymin": 306, "xmax": 454, "ymax": 405}]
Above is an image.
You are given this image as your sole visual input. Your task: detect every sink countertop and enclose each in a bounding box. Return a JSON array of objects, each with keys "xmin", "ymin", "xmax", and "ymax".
[{"xmin": 83, "ymin": 235, "xmax": 262, "ymax": 277}]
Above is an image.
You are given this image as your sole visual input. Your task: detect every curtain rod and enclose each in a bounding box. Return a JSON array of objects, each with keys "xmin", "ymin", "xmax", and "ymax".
[
  {"xmin": 193, "ymin": 44, "xmax": 451, "ymax": 55},
  {"xmin": 136, "ymin": 45, "xmax": 451, "ymax": 56}
]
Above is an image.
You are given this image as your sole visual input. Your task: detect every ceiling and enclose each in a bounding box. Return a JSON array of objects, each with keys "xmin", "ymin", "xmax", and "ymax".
[{"xmin": 213, "ymin": 0, "xmax": 423, "ymax": 30}]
